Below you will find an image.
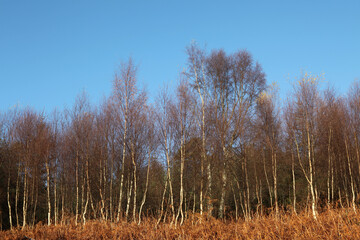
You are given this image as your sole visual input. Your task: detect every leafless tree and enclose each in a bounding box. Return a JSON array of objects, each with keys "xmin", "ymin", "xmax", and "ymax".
[
  {"xmin": 156, "ymin": 86, "xmax": 176, "ymax": 224},
  {"xmin": 291, "ymin": 74, "xmax": 321, "ymax": 220},
  {"xmin": 112, "ymin": 58, "xmax": 138, "ymax": 222},
  {"xmin": 255, "ymin": 84, "xmax": 281, "ymax": 217}
]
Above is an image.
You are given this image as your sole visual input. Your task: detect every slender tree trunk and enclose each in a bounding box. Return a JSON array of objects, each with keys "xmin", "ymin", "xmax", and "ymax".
[
  {"xmin": 327, "ymin": 128, "xmax": 332, "ymax": 207},
  {"xmin": 82, "ymin": 190, "xmax": 89, "ymax": 225},
  {"xmin": 294, "ymin": 127, "xmax": 316, "ymax": 219},
  {"xmin": 291, "ymin": 151, "xmax": 296, "ymax": 214},
  {"xmin": 245, "ymin": 153, "xmax": 251, "ymax": 220},
  {"xmin": 307, "ymin": 127, "xmax": 317, "ymax": 220},
  {"xmin": 32, "ymin": 181, "xmax": 38, "ymax": 227},
  {"xmin": 232, "ymin": 184, "xmax": 238, "ymax": 220},
  {"xmin": 338, "ymin": 188, "xmax": 343, "ymax": 208},
  {"xmin": 99, "ymin": 153, "xmax": 105, "ymax": 221},
  {"xmin": 263, "ymin": 150, "xmax": 273, "ymax": 208},
  {"xmin": 86, "ymin": 154, "xmax": 96, "ymax": 219},
  {"xmin": 207, "ymin": 161, "xmax": 212, "ymax": 217},
  {"xmin": 61, "ymin": 182, "xmax": 65, "ymax": 225},
  {"xmin": 199, "ymin": 96, "xmax": 205, "ymax": 217},
  {"xmin": 157, "ymin": 176, "xmax": 168, "ymax": 225},
  {"xmin": 235, "ymin": 179, "xmax": 245, "ymax": 218},
  {"xmin": 259, "ymin": 180, "xmax": 263, "ymax": 216},
  {"xmin": 15, "ymin": 165, "xmax": 20, "ymax": 227},
  {"xmin": 218, "ymin": 162, "xmax": 227, "ymax": 219},
  {"xmin": 176, "ymin": 129, "xmax": 185, "ymax": 226},
  {"xmin": 75, "ymin": 151, "xmax": 79, "ymax": 225},
  {"xmin": 331, "ymin": 157, "xmax": 334, "ymax": 206},
  {"xmin": 254, "ymin": 158, "xmax": 260, "ymax": 217},
  {"xmin": 46, "ymin": 161, "xmax": 51, "ymax": 225},
  {"xmin": 192, "ymin": 185, "xmax": 196, "ymax": 215},
  {"xmin": 193, "ymin": 55, "xmax": 206, "ymax": 216},
  {"xmin": 7, "ymin": 172, "xmax": 12, "ymax": 230},
  {"xmin": 345, "ymin": 138, "xmax": 357, "ymax": 213},
  {"xmin": 138, "ymin": 151, "xmax": 151, "ymax": 225},
  {"xmin": 200, "ymin": 134, "xmax": 204, "ymax": 217},
  {"xmin": 311, "ymin": 134, "xmax": 318, "ymax": 208},
  {"xmin": 110, "ymin": 144, "xmax": 114, "ymax": 221},
  {"xmin": 353, "ymin": 134, "xmax": 360, "ymax": 187},
  {"xmin": 125, "ymin": 175, "xmax": 133, "ymax": 220},
  {"xmin": 54, "ymin": 166, "xmax": 57, "ymax": 226},
  {"xmin": 131, "ymin": 142, "xmax": 137, "ymax": 222},
  {"xmin": 81, "ymin": 173, "xmax": 86, "ymax": 223},
  {"xmin": 184, "ymin": 193, "xmax": 188, "ymax": 220},
  {"xmin": 22, "ymin": 168, "xmax": 27, "ymax": 229},
  {"xmin": 102, "ymin": 150, "xmax": 106, "ymax": 221},
  {"xmin": 218, "ymin": 146, "xmax": 228, "ymax": 219},
  {"xmin": 163, "ymin": 191, "xmax": 171, "ymax": 223},
  {"xmin": 272, "ymin": 150, "xmax": 278, "ymax": 217},
  {"xmin": 163, "ymin": 129, "xmax": 175, "ymax": 223},
  {"xmin": 117, "ymin": 113, "xmax": 127, "ymax": 222},
  {"xmin": 30, "ymin": 170, "xmax": 35, "ymax": 227}
]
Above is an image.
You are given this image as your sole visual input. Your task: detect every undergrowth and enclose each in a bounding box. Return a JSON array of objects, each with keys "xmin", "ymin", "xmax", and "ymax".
[{"xmin": 1, "ymin": 208, "xmax": 360, "ymax": 239}]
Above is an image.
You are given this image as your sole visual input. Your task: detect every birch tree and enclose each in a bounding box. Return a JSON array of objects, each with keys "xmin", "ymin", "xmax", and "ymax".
[
  {"xmin": 255, "ymin": 84, "xmax": 281, "ymax": 217},
  {"xmin": 291, "ymin": 74, "xmax": 320, "ymax": 220},
  {"xmin": 112, "ymin": 58, "xmax": 138, "ymax": 222}
]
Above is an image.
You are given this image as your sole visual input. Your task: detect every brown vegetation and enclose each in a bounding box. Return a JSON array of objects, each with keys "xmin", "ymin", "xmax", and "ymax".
[{"xmin": 1, "ymin": 208, "xmax": 360, "ymax": 239}]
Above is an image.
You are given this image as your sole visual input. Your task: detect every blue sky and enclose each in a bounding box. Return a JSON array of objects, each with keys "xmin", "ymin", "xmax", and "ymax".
[{"xmin": 1, "ymin": 0, "xmax": 359, "ymax": 113}]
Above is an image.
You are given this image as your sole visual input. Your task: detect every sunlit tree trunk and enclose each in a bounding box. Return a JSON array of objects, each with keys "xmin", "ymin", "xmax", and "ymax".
[
  {"xmin": 110, "ymin": 143, "xmax": 114, "ymax": 221},
  {"xmin": 157, "ymin": 175, "xmax": 168, "ymax": 225},
  {"xmin": 46, "ymin": 161, "xmax": 51, "ymax": 225},
  {"xmin": 272, "ymin": 150, "xmax": 278, "ymax": 217},
  {"xmin": 138, "ymin": 150, "xmax": 151, "ymax": 224},
  {"xmin": 327, "ymin": 128, "xmax": 332, "ymax": 207},
  {"xmin": 7, "ymin": 171, "xmax": 12, "ymax": 230},
  {"xmin": 75, "ymin": 151, "xmax": 79, "ymax": 225},
  {"xmin": 81, "ymin": 169, "xmax": 86, "ymax": 223},
  {"xmin": 61, "ymin": 182, "xmax": 65, "ymax": 225},
  {"xmin": 86, "ymin": 149, "xmax": 96, "ymax": 219},
  {"xmin": 15, "ymin": 164, "xmax": 20, "ymax": 227},
  {"xmin": 254, "ymin": 157, "xmax": 261, "ymax": 217},
  {"xmin": 117, "ymin": 112, "xmax": 127, "ymax": 222},
  {"xmin": 22, "ymin": 167, "xmax": 27, "ymax": 229},
  {"xmin": 194, "ymin": 60, "xmax": 206, "ymax": 216},
  {"xmin": 54, "ymin": 166, "xmax": 58, "ymax": 226},
  {"xmin": 82, "ymin": 189, "xmax": 89, "ymax": 225},
  {"xmin": 99, "ymin": 151, "xmax": 105, "ymax": 220},
  {"xmin": 307, "ymin": 123, "xmax": 317, "ymax": 220},
  {"xmin": 175, "ymin": 122, "xmax": 185, "ymax": 226},
  {"xmin": 165, "ymin": 138, "xmax": 175, "ymax": 223},
  {"xmin": 345, "ymin": 138, "xmax": 356, "ymax": 213},
  {"xmin": 207, "ymin": 162, "xmax": 212, "ymax": 217},
  {"xmin": 291, "ymin": 151, "xmax": 296, "ymax": 214},
  {"xmin": 218, "ymin": 147, "xmax": 227, "ymax": 219},
  {"xmin": 125, "ymin": 175, "xmax": 133, "ymax": 220},
  {"xmin": 245, "ymin": 152, "xmax": 251, "ymax": 220},
  {"xmin": 131, "ymin": 142, "xmax": 137, "ymax": 222}
]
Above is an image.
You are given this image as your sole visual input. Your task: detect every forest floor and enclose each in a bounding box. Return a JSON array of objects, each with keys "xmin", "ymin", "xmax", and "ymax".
[{"xmin": 1, "ymin": 208, "xmax": 360, "ymax": 239}]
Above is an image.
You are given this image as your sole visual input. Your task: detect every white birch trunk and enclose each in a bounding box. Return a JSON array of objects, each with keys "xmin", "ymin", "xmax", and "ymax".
[{"xmin": 46, "ymin": 161, "xmax": 51, "ymax": 225}]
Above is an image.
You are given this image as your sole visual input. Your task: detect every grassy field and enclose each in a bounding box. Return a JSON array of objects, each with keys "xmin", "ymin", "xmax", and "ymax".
[{"xmin": 1, "ymin": 208, "xmax": 360, "ymax": 239}]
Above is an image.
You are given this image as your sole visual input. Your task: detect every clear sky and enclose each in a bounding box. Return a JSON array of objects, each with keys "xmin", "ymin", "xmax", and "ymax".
[{"xmin": 1, "ymin": 0, "xmax": 359, "ymax": 113}]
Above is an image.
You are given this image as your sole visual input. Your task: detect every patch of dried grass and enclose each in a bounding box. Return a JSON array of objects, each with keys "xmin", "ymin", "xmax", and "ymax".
[{"xmin": 2, "ymin": 208, "xmax": 360, "ymax": 239}]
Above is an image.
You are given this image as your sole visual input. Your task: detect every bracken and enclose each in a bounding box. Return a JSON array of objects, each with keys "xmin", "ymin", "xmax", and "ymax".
[{"xmin": 1, "ymin": 208, "xmax": 360, "ymax": 240}]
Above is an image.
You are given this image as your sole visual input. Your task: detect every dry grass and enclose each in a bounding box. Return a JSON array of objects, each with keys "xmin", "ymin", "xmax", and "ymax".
[{"xmin": 2, "ymin": 208, "xmax": 360, "ymax": 239}]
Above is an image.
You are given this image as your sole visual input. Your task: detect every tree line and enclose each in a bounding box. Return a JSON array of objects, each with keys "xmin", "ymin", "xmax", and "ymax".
[{"xmin": 1, "ymin": 43, "xmax": 359, "ymax": 229}]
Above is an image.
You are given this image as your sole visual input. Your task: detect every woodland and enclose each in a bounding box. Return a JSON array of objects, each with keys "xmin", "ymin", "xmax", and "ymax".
[{"xmin": 1, "ymin": 43, "xmax": 360, "ymax": 235}]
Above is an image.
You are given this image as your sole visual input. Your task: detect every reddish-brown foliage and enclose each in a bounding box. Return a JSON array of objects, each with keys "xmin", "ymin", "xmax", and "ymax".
[{"xmin": 1, "ymin": 208, "xmax": 360, "ymax": 239}]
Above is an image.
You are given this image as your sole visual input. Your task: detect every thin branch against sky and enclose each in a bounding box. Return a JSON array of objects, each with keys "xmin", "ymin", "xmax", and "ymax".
[{"xmin": 0, "ymin": 0, "xmax": 359, "ymax": 112}]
